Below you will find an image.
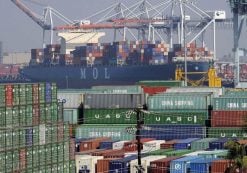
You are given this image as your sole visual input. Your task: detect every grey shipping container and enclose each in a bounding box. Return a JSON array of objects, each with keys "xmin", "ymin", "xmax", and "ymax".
[{"xmin": 84, "ymin": 93, "xmax": 145, "ymax": 109}]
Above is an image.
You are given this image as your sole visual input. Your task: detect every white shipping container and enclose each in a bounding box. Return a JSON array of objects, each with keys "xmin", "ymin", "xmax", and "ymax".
[
  {"xmin": 57, "ymin": 92, "xmax": 84, "ymax": 108},
  {"xmin": 142, "ymin": 140, "xmax": 165, "ymax": 153},
  {"xmin": 130, "ymin": 156, "xmax": 167, "ymax": 173},
  {"xmin": 75, "ymin": 155, "xmax": 103, "ymax": 173},
  {"xmin": 112, "ymin": 140, "xmax": 129, "ymax": 150},
  {"xmin": 166, "ymin": 87, "xmax": 223, "ymax": 97}
]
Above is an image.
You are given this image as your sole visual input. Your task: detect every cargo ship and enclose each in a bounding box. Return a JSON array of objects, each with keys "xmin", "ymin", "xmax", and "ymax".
[{"xmin": 20, "ymin": 41, "xmax": 213, "ymax": 88}]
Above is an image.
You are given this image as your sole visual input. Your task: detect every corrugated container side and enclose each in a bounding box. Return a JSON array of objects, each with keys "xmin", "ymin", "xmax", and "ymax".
[
  {"xmin": 174, "ymin": 138, "xmax": 200, "ymax": 150},
  {"xmin": 142, "ymin": 140, "xmax": 165, "ymax": 152},
  {"xmin": 150, "ymin": 156, "xmax": 181, "ymax": 173},
  {"xmin": 112, "ymin": 140, "xmax": 129, "ymax": 150},
  {"xmin": 91, "ymin": 85, "xmax": 142, "ymax": 94},
  {"xmin": 211, "ymin": 110, "xmax": 247, "ymax": 127},
  {"xmin": 191, "ymin": 138, "xmax": 218, "ymax": 150},
  {"xmin": 170, "ymin": 156, "xmax": 203, "ymax": 173},
  {"xmin": 57, "ymin": 92, "xmax": 83, "ymax": 108},
  {"xmin": 109, "ymin": 155, "xmax": 137, "ymax": 173},
  {"xmin": 211, "ymin": 159, "xmax": 232, "ymax": 173},
  {"xmin": 96, "ymin": 158, "xmax": 116, "ymax": 173},
  {"xmin": 99, "ymin": 140, "xmax": 120, "ymax": 149},
  {"xmin": 209, "ymin": 138, "xmax": 229, "ymax": 150},
  {"xmin": 79, "ymin": 137, "xmax": 111, "ymax": 151},
  {"xmin": 75, "ymin": 155, "xmax": 103, "ymax": 173},
  {"xmin": 76, "ymin": 125, "xmax": 135, "ymax": 141},
  {"xmin": 160, "ymin": 140, "xmax": 178, "ymax": 149},
  {"xmin": 123, "ymin": 138, "xmax": 155, "ymax": 152},
  {"xmin": 208, "ymin": 127, "xmax": 247, "ymax": 139},
  {"xmin": 213, "ymin": 97, "xmax": 247, "ymax": 110},
  {"xmin": 142, "ymin": 86, "xmax": 168, "ymax": 95},
  {"xmin": 140, "ymin": 125, "xmax": 206, "ymax": 140},
  {"xmin": 190, "ymin": 158, "xmax": 219, "ymax": 173},
  {"xmin": 64, "ymin": 109, "xmax": 78, "ymax": 124}
]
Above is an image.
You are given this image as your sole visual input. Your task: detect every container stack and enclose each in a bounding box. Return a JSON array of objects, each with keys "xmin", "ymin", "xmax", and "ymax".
[
  {"xmin": 209, "ymin": 89, "xmax": 247, "ymax": 139},
  {"xmin": 0, "ymin": 83, "xmax": 75, "ymax": 172}
]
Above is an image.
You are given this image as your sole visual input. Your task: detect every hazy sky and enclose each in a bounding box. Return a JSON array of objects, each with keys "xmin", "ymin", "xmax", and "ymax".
[{"xmin": 0, "ymin": 0, "xmax": 235, "ymax": 57}]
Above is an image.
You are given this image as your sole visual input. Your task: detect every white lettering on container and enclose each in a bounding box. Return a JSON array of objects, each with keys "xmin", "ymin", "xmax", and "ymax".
[
  {"xmin": 93, "ymin": 68, "xmax": 98, "ymax": 79},
  {"xmin": 105, "ymin": 68, "xmax": 110, "ymax": 79},
  {"xmin": 80, "ymin": 68, "xmax": 86, "ymax": 79}
]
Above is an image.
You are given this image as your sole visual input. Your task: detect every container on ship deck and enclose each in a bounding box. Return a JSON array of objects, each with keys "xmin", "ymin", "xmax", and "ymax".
[
  {"xmin": 99, "ymin": 140, "xmax": 120, "ymax": 149},
  {"xmin": 211, "ymin": 110, "xmax": 247, "ymax": 127},
  {"xmin": 142, "ymin": 86, "xmax": 168, "ymax": 95},
  {"xmin": 174, "ymin": 138, "xmax": 200, "ymax": 150},
  {"xmin": 140, "ymin": 125, "xmax": 206, "ymax": 140},
  {"xmin": 137, "ymin": 80, "xmax": 184, "ymax": 87},
  {"xmin": 91, "ymin": 85, "xmax": 142, "ymax": 94},
  {"xmin": 57, "ymin": 92, "xmax": 83, "ymax": 108},
  {"xmin": 190, "ymin": 157, "xmax": 220, "ymax": 173},
  {"xmin": 0, "ymin": 85, "xmax": 5, "ymax": 107},
  {"xmin": 91, "ymin": 149, "xmax": 125, "ymax": 159},
  {"xmin": 79, "ymin": 137, "xmax": 111, "ymax": 151},
  {"xmin": 149, "ymin": 156, "xmax": 181, "ymax": 173},
  {"xmin": 160, "ymin": 140, "xmax": 178, "ymax": 149}
]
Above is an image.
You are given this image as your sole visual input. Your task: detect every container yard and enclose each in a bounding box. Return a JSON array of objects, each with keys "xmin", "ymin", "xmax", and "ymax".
[{"xmin": 2, "ymin": 0, "xmax": 247, "ymax": 172}]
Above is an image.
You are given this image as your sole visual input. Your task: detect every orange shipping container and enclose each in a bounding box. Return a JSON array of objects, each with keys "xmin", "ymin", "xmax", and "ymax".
[
  {"xmin": 80, "ymin": 137, "xmax": 111, "ymax": 152},
  {"xmin": 160, "ymin": 140, "xmax": 178, "ymax": 149},
  {"xmin": 96, "ymin": 158, "xmax": 117, "ymax": 173}
]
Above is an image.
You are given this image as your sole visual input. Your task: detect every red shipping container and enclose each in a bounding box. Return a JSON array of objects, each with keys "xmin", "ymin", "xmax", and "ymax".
[
  {"xmin": 32, "ymin": 84, "xmax": 39, "ymax": 104},
  {"xmin": 160, "ymin": 140, "xmax": 178, "ymax": 149},
  {"xmin": 211, "ymin": 111, "xmax": 247, "ymax": 127},
  {"xmin": 123, "ymin": 138, "xmax": 155, "ymax": 152},
  {"xmin": 150, "ymin": 156, "xmax": 181, "ymax": 173},
  {"xmin": 211, "ymin": 160, "xmax": 233, "ymax": 173},
  {"xmin": 5, "ymin": 84, "xmax": 13, "ymax": 107},
  {"xmin": 19, "ymin": 148, "xmax": 26, "ymax": 170},
  {"xmin": 69, "ymin": 138, "xmax": 76, "ymax": 160},
  {"xmin": 142, "ymin": 86, "xmax": 168, "ymax": 95},
  {"xmin": 32, "ymin": 104, "xmax": 40, "ymax": 125},
  {"xmin": 79, "ymin": 137, "xmax": 111, "ymax": 152},
  {"xmin": 96, "ymin": 158, "xmax": 116, "ymax": 173}
]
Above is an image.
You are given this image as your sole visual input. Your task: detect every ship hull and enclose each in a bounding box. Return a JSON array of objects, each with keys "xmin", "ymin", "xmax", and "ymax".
[{"xmin": 21, "ymin": 62, "xmax": 210, "ymax": 88}]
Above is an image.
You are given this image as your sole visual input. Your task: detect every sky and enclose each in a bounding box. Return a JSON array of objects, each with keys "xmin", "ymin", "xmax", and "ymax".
[{"xmin": 0, "ymin": 0, "xmax": 236, "ymax": 57}]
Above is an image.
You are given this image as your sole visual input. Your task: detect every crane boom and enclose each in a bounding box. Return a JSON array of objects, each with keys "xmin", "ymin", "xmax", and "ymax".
[{"xmin": 11, "ymin": 0, "xmax": 51, "ymax": 30}]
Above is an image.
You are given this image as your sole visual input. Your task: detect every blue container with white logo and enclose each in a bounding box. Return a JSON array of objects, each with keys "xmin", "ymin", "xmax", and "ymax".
[
  {"xmin": 109, "ymin": 155, "xmax": 138, "ymax": 173},
  {"xmin": 174, "ymin": 138, "xmax": 200, "ymax": 150},
  {"xmin": 99, "ymin": 140, "xmax": 120, "ymax": 149},
  {"xmin": 170, "ymin": 156, "xmax": 203, "ymax": 173},
  {"xmin": 209, "ymin": 138, "xmax": 230, "ymax": 150}
]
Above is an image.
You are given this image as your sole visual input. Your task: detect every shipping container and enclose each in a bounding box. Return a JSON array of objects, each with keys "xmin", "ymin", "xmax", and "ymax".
[
  {"xmin": 75, "ymin": 155, "xmax": 103, "ymax": 173},
  {"xmin": 92, "ymin": 85, "xmax": 142, "ymax": 94},
  {"xmin": 213, "ymin": 97, "xmax": 247, "ymax": 110},
  {"xmin": 84, "ymin": 93, "xmax": 145, "ymax": 109},
  {"xmin": 160, "ymin": 140, "xmax": 178, "ymax": 149},
  {"xmin": 211, "ymin": 159, "xmax": 232, "ymax": 173},
  {"xmin": 174, "ymin": 138, "xmax": 200, "ymax": 150},
  {"xmin": 96, "ymin": 158, "xmax": 117, "ymax": 173},
  {"xmin": 57, "ymin": 92, "xmax": 83, "ymax": 108},
  {"xmin": 208, "ymin": 127, "xmax": 247, "ymax": 138},
  {"xmin": 170, "ymin": 156, "xmax": 203, "ymax": 173},
  {"xmin": 211, "ymin": 110, "xmax": 247, "ymax": 127},
  {"xmin": 64, "ymin": 109, "xmax": 79, "ymax": 124},
  {"xmin": 99, "ymin": 140, "xmax": 120, "ymax": 149},
  {"xmin": 76, "ymin": 125, "xmax": 135, "ymax": 141},
  {"xmin": 79, "ymin": 137, "xmax": 110, "ymax": 151},
  {"xmin": 150, "ymin": 156, "xmax": 181, "ymax": 173},
  {"xmin": 197, "ymin": 150, "xmax": 228, "ymax": 158},
  {"xmin": 140, "ymin": 125, "xmax": 206, "ymax": 140},
  {"xmin": 130, "ymin": 156, "xmax": 167, "ymax": 173},
  {"xmin": 190, "ymin": 157, "xmax": 219, "ymax": 173},
  {"xmin": 109, "ymin": 155, "xmax": 138, "ymax": 173},
  {"xmin": 191, "ymin": 138, "xmax": 217, "ymax": 150},
  {"xmin": 137, "ymin": 80, "xmax": 184, "ymax": 87},
  {"xmin": 209, "ymin": 138, "xmax": 230, "ymax": 150},
  {"xmin": 148, "ymin": 93, "xmax": 211, "ymax": 110},
  {"xmin": 112, "ymin": 140, "xmax": 129, "ymax": 150},
  {"xmin": 142, "ymin": 86, "xmax": 168, "ymax": 95},
  {"xmin": 142, "ymin": 140, "xmax": 165, "ymax": 153},
  {"xmin": 146, "ymin": 148, "xmax": 174, "ymax": 156}
]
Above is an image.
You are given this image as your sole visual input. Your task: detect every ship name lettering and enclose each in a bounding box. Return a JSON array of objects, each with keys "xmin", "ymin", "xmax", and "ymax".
[
  {"xmin": 220, "ymin": 133, "xmax": 226, "ymax": 137},
  {"xmin": 80, "ymin": 68, "xmax": 86, "ymax": 79},
  {"xmin": 232, "ymin": 133, "xmax": 237, "ymax": 137},
  {"xmin": 93, "ymin": 68, "xmax": 98, "ymax": 79},
  {"xmin": 105, "ymin": 68, "xmax": 110, "ymax": 79}
]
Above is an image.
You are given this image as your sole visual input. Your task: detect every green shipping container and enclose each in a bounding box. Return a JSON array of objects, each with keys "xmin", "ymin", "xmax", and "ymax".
[
  {"xmin": 25, "ymin": 84, "xmax": 33, "ymax": 105},
  {"xmin": 208, "ymin": 127, "xmax": 247, "ymax": 138},
  {"xmin": 191, "ymin": 138, "xmax": 217, "ymax": 150},
  {"xmin": 197, "ymin": 150, "xmax": 228, "ymax": 158},
  {"xmin": 51, "ymin": 102, "xmax": 58, "ymax": 122},
  {"xmin": 64, "ymin": 109, "xmax": 78, "ymax": 124},
  {"xmin": 19, "ymin": 84, "xmax": 26, "ymax": 105},
  {"xmin": 76, "ymin": 124, "xmax": 135, "ymax": 141},
  {"xmin": 144, "ymin": 110, "xmax": 208, "ymax": 125},
  {"xmin": 39, "ymin": 83, "xmax": 45, "ymax": 104},
  {"xmin": 13, "ymin": 84, "xmax": 20, "ymax": 106},
  {"xmin": 0, "ymin": 85, "xmax": 5, "ymax": 107},
  {"xmin": 52, "ymin": 83, "xmax": 57, "ymax": 102},
  {"xmin": 0, "ymin": 107, "xmax": 6, "ymax": 127},
  {"xmin": 165, "ymin": 149, "xmax": 194, "ymax": 157},
  {"xmin": 91, "ymin": 85, "xmax": 142, "ymax": 94},
  {"xmin": 148, "ymin": 93, "xmax": 211, "ymax": 110},
  {"xmin": 69, "ymin": 160, "xmax": 76, "ymax": 173},
  {"xmin": 213, "ymin": 97, "xmax": 247, "ymax": 110},
  {"xmin": 26, "ymin": 105, "xmax": 33, "ymax": 126},
  {"xmin": 137, "ymin": 80, "xmax": 184, "ymax": 87},
  {"xmin": 0, "ymin": 151, "xmax": 6, "ymax": 172},
  {"xmin": 40, "ymin": 103, "xmax": 46, "ymax": 124},
  {"xmin": 83, "ymin": 109, "xmax": 136, "ymax": 124},
  {"xmin": 146, "ymin": 149, "xmax": 174, "ymax": 155}
]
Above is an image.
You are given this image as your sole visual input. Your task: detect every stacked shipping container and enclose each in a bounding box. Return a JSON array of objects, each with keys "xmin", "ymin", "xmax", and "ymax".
[{"xmin": 0, "ymin": 83, "xmax": 75, "ymax": 172}]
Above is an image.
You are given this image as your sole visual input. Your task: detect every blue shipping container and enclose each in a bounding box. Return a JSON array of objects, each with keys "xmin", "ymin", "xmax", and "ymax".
[
  {"xmin": 190, "ymin": 157, "xmax": 219, "ymax": 173},
  {"xmin": 174, "ymin": 138, "xmax": 200, "ymax": 150},
  {"xmin": 170, "ymin": 156, "xmax": 203, "ymax": 173},
  {"xmin": 109, "ymin": 155, "xmax": 138, "ymax": 173},
  {"xmin": 26, "ymin": 128, "xmax": 33, "ymax": 146},
  {"xmin": 99, "ymin": 140, "xmax": 120, "ymax": 149},
  {"xmin": 140, "ymin": 125, "xmax": 206, "ymax": 140},
  {"xmin": 209, "ymin": 138, "xmax": 229, "ymax": 150}
]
